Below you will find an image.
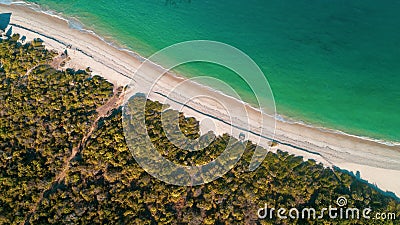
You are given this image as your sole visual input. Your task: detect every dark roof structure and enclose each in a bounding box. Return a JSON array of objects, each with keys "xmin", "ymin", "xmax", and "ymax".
[
  {"xmin": 0, "ymin": 13, "xmax": 12, "ymax": 31},
  {"xmin": 5, "ymin": 26, "xmax": 12, "ymax": 37}
]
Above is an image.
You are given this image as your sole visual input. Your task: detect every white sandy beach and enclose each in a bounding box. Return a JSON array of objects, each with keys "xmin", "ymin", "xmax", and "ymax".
[{"xmin": 1, "ymin": 4, "xmax": 400, "ymax": 197}]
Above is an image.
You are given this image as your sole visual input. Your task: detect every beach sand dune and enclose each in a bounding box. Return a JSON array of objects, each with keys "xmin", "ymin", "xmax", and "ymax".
[{"xmin": 1, "ymin": 3, "xmax": 399, "ymax": 197}]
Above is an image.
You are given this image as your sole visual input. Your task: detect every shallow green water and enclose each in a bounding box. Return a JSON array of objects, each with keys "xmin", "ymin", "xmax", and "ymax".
[{"xmin": 14, "ymin": 0, "xmax": 400, "ymax": 142}]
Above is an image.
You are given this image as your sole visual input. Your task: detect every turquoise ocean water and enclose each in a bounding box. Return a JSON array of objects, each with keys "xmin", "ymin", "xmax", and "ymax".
[{"xmin": 4, "ymin": 0, "xmax": 400, "ymax": 142}]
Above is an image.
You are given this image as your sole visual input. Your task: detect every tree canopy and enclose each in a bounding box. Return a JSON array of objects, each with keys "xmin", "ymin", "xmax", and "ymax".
[{"xmin": 0, "ymin": 37, "xmax": 398, "ymax": 225}]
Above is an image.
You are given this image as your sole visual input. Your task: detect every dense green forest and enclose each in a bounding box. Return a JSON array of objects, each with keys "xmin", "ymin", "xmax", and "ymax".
[{"xmin": 0, "ymin": 36, "xmax": 399, "ymax": 224}]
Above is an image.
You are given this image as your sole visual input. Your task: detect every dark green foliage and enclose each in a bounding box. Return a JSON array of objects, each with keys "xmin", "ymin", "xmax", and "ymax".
[
  {"xmin": 0, "ymin": 37, "xmax": 399, "ymax": 224},
  {"xmin": 0, "ymin": 37, "xmax": 55, "ymax": 79},
  {"xmin": 0, "ymin": 38, "xmax": 113, "ymax": 224}
]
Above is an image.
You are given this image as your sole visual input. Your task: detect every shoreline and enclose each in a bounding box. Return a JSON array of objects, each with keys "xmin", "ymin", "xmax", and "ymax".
[
  {"xmin": 1, "ymin": 3, "xmax": 400, "ymax": 197},
  {"xmin": 5, "ymin": 0, "xmax": 399, "ymax": 147},
  {"xmin": 12, "ymin": 1, "xmax": 400, "ymax": 147}
]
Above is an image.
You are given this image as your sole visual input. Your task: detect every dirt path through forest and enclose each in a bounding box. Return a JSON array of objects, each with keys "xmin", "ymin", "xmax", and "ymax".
[{"xmin": 22, "ymin": 82, "xmax": 124, "ymax": 225}]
